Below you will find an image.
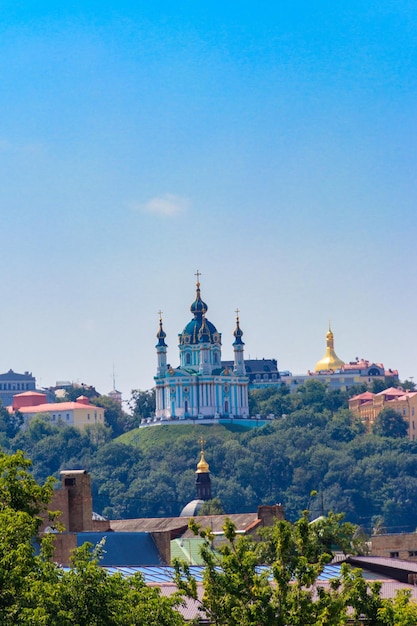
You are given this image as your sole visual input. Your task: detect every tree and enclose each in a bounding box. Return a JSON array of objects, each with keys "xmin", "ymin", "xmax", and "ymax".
[
  {"xmin": 0, "ymin": 405, "xmax": 23, "ymax": 439},
  {"xmin": 0, "ymin": 450, "xmax": 185, "ymax": 625},
  {"xmin": 90, "ymin": 395, "xmax": 129, "ymax": 437},
  {"xmin": 402, "ymin": 380, "xmax": 416, "ymax": 392},
  {"xmin": 61, "ymin": 384, "xmax": 100, "ymax": 402},
  {"xmin": 198, "ymin": 497, "xmax": 225, "ymax": 516},
  {"xmin": 373, "ymin": 408, "xmax": 408, "ymax": 438},
  {"xmin": 174, "ymin": 512, "xmax": 387, "ymax": 626},
  {"xmin": 128, "ymin": 389, "xmax": 156, "ymax": 428}
]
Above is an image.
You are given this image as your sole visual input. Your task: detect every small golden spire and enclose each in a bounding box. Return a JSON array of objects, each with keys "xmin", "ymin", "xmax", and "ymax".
[
  {"xmin": 196, "ymin": 436, "xmax": 209, "ymax": 473},
  {"xmin": 314, "ymin": 323, "xmax": 344, "ymax": 372}
]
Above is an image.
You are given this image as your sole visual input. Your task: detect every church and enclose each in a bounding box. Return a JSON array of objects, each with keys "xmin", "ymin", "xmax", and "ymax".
[{"xmin": 154, "ymin": 273, "xmax": 249, "ymax": 421}]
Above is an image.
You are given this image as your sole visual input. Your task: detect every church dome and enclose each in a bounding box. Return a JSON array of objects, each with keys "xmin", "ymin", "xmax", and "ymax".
[
  {"xmin": 196, "ymin": 450, "xmax": 209, "ymax": 473},
  {"xmin": 155, "ymin": 315, "xmax": 167, "ymax": 347},
  {"xmin": 314, "ymin": 325, "xmax": 345, "ymax": 372},
  {"xmin": 179, "ymin": 499, "xmax": 205, "ymax": 517},
  {"xmin": 233, "ymin": 313, "xmax": 244, "ymax": 345},
  {"xmin": 180, "ymin": 277, "xmax": 219, "ymax": 345}
]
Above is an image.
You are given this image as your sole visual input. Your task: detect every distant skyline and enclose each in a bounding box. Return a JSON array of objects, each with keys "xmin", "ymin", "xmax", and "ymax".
[{"xmin": 1, "ymin": 1, "xmax": 416, "ymax": 400}]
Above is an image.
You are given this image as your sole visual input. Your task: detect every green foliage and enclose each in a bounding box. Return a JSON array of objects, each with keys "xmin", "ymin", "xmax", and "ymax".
[
  {"xmin": 60, "ymin": 384, "xmax": 100, "ymax": 402},
  {"xmin": 198, "ymin": 497, "xmax": 225, "ymax": 516},
  {"xmin": 372, "ymin": 408, "xmax": 409, "ymax": 438},
  {"xmin": 0, "ymin": 450, "xmax": 185, "ymax": 625},
  {"xmin": 128, "ymin": 389, "xmax": 156, "ymax": 428},
  {"xmin": 174, "ymin": 513, "xmax": 390, "ymax": 625},
  {"xmin": 0, "ymin": 405, "xmax": 23, "ymax": 439},
  {"xmin": 90, "ymin": 395, "xmax": 129, "ymax": 437},
  {"xmin": 2, "ymin": 380, "xmax": 417, "ymax": 530}
]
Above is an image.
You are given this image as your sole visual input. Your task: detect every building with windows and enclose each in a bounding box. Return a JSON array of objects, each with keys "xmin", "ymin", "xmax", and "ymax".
[
  {"xmin": 279, "ymin": 326, "xmax": 399, "ymax": 393},
  {"xmin": 0, "ymin": 369, "xmax": 36, "ymax": 406},
  {"xmin": 349, "ymin": 387, "xmax": 417, "ymax": 440},
  {"xmin": 221, "ymin": 358, "xmax": 280, "ymax": 389},
  {"xmin": 154, "ymin": 275, "xmax": 249, "ymax": 421},
  {"xmin": 11, "ymin": 391, "xmax": 104, "ymax": 429}
]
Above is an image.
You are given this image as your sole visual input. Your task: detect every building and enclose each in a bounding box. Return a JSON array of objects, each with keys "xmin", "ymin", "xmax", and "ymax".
[
  {"xmin": 280, "ymin": 326, "xmax": 399, "ymax": 393},
  {"xmin": 221, "ymin": 358, "xmax": 280, "ymax": 389},
  {"xmin": 11, "ymin": 391, "xmax": 104, "ymax": 429},
  {"xmin": 349, "ymin": 387, "xmax": 417, "ymax": 439},
  {"xmin": 154, "ymin": 275, "xmax": 249, "ymax": 421},
  {"xmin": 0, "ymin": 369, "xmax": 37, "ymax": 406}
]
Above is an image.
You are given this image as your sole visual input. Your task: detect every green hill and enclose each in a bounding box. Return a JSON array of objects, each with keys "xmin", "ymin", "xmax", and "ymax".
[{"xmin": 116, "ymin": 422, "xmax": 250, "ymax": 451}]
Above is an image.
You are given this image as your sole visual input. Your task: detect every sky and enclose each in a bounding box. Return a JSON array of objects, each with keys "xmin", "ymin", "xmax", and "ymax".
[{"xmin": 1, "ymin": 1, "xmax": 416, "ymax": 403}]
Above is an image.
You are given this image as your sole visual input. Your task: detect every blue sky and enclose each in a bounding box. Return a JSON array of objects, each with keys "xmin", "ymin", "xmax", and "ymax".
[{"xmin": 1, "ymin": 1, "xmax": 416, "ymax": 399}]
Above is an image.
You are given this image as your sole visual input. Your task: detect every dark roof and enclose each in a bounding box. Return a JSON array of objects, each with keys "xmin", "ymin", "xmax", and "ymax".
[
  {"xmin": 110, "ymin": 512, "xmax": 260, "ymax": 536},
  {"xmin": 347, "ymin": 556, "xmax": 417, "ymax": 583},
  {"xmin": 77, "ymin": 532, "xmax": 164, "ymax": 566},
  {"xmin": 222, "ymin": 359, "xmax": 278, "ymax": 374},
  {"xmin": 0, "ymin": 369, "xmax": 35, "ymax": 381}
]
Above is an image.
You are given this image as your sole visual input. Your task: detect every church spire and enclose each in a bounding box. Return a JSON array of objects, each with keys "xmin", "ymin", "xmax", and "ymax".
[
  {"xmin": 190, "ymin": 270, "xmax": 208, "ymax": 317},
  {"xmin": 155, "ymin": 311, "xmax": 168, "ymax": 377},
  {"xmin": 156, "ymin": 310, "xmax": 167, "ymax": 347},
  {"xmin": 233, "ymin": 309, "xmax": 246, "ymax": 375},
  {"xmin": 314, "ymin": 323, "xmax": 345, "ymax": 373},
  {"xmin": 195, "ymin": 436, "xmax": 211, "ymax": 500}
]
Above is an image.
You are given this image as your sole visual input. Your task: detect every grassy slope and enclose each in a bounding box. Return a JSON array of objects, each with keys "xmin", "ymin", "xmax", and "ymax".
[{"xmin": 116, "ymin": 422, "xmax": 249, "ymax": 452}]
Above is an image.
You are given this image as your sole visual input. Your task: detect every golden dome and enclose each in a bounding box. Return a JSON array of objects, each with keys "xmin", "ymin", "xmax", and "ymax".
[
  {"xmin": 196, "ymin": 436, "xmax": 210, "ymax": 473},
  {"xmin": 314, "ymin": 324, "xmax": 345, "ymax": 372},
  {"xmin": 196, "ymin": 450, "xmax": 209, "ymax": 473}
]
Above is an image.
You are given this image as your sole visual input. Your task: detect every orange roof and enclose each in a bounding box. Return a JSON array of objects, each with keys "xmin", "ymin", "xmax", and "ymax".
[
  {"xmin": 375, "ymin": 387, "xmax": 404, "ymax": 397},
  {"xmin": 350, "ymin": 391, "xmax": 375, "ymax": 401},
  {"xmin": 13, "ymin": 399, "xmax": 97, "ymax": 414}
]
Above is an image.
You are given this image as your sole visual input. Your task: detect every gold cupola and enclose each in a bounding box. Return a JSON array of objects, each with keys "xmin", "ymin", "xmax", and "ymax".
[
  {"xmin": 314, "ymin": 324, "xmax": 345, "ymax": 373},
  {"xmin": 196, "ymin": 436, "xmax": 209, "ymax": 473}
]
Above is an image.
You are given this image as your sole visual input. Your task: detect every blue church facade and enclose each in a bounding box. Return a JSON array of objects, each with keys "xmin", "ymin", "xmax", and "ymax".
[{"xmin": 154, "ymin": 276, "xmax": 249, "ymax": 421}]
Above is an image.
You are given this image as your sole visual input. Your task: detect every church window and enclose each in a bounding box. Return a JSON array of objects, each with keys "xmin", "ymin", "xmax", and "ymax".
[
  {"xmin": 224, "ymin": 400, "xmax": 229, "ymax": 414},
  {"xmin": 186, "ymin": 353, "xmax": 191, "ymax": 365}
]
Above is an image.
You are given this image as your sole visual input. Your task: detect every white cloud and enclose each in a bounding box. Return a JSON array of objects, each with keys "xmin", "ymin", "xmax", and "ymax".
[{"xmin": 138, "ymin": 193, "xmax": 190, "ymax": 217}]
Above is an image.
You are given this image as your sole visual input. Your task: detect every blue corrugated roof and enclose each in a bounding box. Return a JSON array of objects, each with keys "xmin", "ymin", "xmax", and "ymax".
[
  {"xmin": 77, "ymin": 532, "xmax": 164, "ymax": 566},
  {"xmin": 103, "ymin": 564, "xmax": 349, "ymax": 583}
]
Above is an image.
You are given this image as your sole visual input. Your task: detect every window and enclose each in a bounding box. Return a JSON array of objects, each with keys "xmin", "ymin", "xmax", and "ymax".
[
  {"xmin": 409, "ymin": 551, "xmax": 417, "ymax": 557},
  {"xmin": 64, "ymin": 477, "xmax": 76, "ymax": 487},
  {"xmin": 186, "ymin": 353, "xmax": 191, "ymax": 365},
  {"xmin": 390, "ymin": 552, "xmax": 399, "ymax": 558}
]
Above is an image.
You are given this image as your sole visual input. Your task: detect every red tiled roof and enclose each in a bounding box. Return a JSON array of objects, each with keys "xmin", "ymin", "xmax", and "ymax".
[
  {"xmin": 375, "ymin": 387, "xmax": 404, "ymax": 397},
  {"xmin": 12, "ymin": 400, "xmax": 96, "ymax": 414},
  {"xmin": 350, "ymin": 391, "xmax": 375, "ymax": 401}
]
